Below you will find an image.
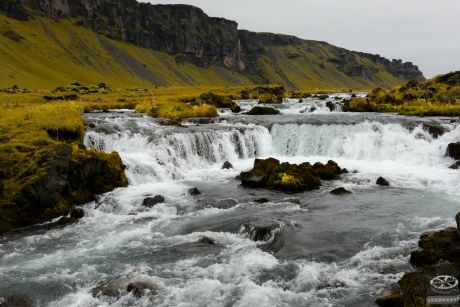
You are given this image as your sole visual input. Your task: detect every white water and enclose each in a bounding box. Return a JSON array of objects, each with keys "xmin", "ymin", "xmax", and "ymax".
[{"xmin": 1, "ymin": 109, "xmax": 460, "ymax": 307}]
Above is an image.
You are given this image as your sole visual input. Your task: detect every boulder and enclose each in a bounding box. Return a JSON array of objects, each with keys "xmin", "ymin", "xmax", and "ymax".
[
  {"xmin": 199, "ymin": 236, "xmax": 216, "ymax": 245},
  {"xmin": 447, "ymin": 143, "xmax": 460, "ymax": 160},
  {"xmin": 246, "ymin": 106, "xmax": 280, "ymax": 115},
  {"xmin": 422, "ymin": 122, "xmax": 445, "ymax": 139},
  {"xmin": 254, "ymin": 198, "xmax": 269, "ymax": 203},
  {"xmin": 188, "ymin": 187, "xmax": 201, "ymax": 196},
  {"xmin": 142, "ymin": 195, "xmax": 165, "ymax": 208},
  {"xmin": 326, "ymin": 101, "xmax": 335, "ymax": 111},
  {"xmin": 92, "ymin": 279, "xmax": 125, "ymax": 298},
  {"xmin": 127, "ymin": 282, "xmax": 157, "ymax": 298},
  {"xmin": 214, "ymin": 198, "xmax": 238, "ymax": 209},
  {"xmin": 70, "ymin": 208, "xmax": 84, "ymax": 219},
  {"xmin": 376, "ymin": 177, "xmax": 390, "ymax": 186},
  {"xmin": 242, "ymin": 219, "xmax": 282, "ymax": 242},
  {"xmin": 375, "ymin": 285, "xmax": 403, "ymax": 307},
  {"xmin": 222, "ymin": 161, "xmax": 233, "ymax": 169},
  {"xmin": 449, "ymin": 161, "xmax": 460, "ymax": 169},
  {"xmin": 330, "ymin": 187, "xmax": 352, "ymax": 195},
  {"xmin": 0, "ymin": 294, "xmax": 33, "ymax": 307},
  {"xmin": 237, "ymin": 158, "xmax": 343, "ymax": 193}
]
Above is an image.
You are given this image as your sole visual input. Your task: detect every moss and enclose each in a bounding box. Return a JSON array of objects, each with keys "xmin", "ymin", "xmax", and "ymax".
[{"xmin": 247, "ymin": 106, "xmax": 280, "ymax": 115}]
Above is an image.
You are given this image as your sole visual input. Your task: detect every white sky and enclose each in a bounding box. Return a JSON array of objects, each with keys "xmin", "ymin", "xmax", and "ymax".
[{"xmin": 143, "ymin": 0, "xmax": 460, "ymax": 77}]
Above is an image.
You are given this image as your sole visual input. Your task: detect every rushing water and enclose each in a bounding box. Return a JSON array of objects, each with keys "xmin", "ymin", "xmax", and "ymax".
[{"xmin": 1, "ymin": 95, "xmax": 460, "ymax": 307}]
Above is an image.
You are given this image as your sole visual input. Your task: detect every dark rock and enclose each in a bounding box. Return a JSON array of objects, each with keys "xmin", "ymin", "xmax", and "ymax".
[
  {"xmin": 242, "ymin": 219, "xmax": 282, "ymax": 242},
  {"xmin": 222, "ymin": 161, "xmax": 233, "ymax": 169},
  {"xmin": 237, "ymin": 158, "xmax": 342, "ymax": 193},
  {"xmin": 341, "ymin": 168, "xmax": 349, "ymax": 174},
  {"xmin": 92, "ymin": 280, "xmax": 125, "ymax": 298},
  {"xmin": 189, "ymin": 187, "xmax": 201, "ymax": 195},
  {"xmin": 376, "ymin": 177, "xmax": 390, "ymax": 186},
  {"xmin": 247, "ymin": 106, "xmax": 280, "ymax": 115},
  {"xmin": 447, "ymin": 143, "xmax": 460, "ymax": 160},
  {"xmin": 254, "ymin": 198, "xmax": 269, "ymax": 203},
  {"xmin": 214, "ymin": 198, "xmax": 238, "ymax": 209},
  {"xmin": 199, "ymin": 236, "xmax": 216, "ymax": 245},
  {"xmin": 422, "ymin": 122, "xmax": 445, "ymax": 139},
  {"xmin": 0, "ymin": 294, "xmax": 33, "ymax": 307},
  {"xmin": 142, "ymin": 195, "xmax": 165, "ymax": 208},
  {"xmin": 150, "ymin": 240, "xmax": 224, "ymax": 263},
  {"xmin": 69, "ymin": 208, "xmax": 84, "ymax": 219},
  {"xmin": 317, "ymin": 95, "xmax": 329, "ymax": 100},
  {"xmin": 330, "ymin": 187, "xmax": 352, "ymax": 195},
  {"xmin": 456, "ymin": 212, "xmax": 460, "ymax": 237},
  {"xmin": 326, "ymin": 101, "xmax": 335, "ymax": 111},
  {"xmin": 0, "ymin": 144, "xmax": 127, "ymax": 233},
  {"xmin": 127, "ymin": 282, "xmax": 157, "ymax": 298},
  {"xmin": 375, "ymin": 285, "xmax": 403, "ymax": 307},
  {"xmin": 449, "ymin": 161, "xmax": 460, "ymax": 169}
]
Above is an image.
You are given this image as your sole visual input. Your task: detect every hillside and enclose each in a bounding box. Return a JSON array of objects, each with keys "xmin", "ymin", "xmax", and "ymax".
[{"xmin": 0, "ymin": 0, "xmax": 424, "ymax": 90}]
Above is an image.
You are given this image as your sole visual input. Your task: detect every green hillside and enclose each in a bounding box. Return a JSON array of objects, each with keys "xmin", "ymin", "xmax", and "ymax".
[{"xmin": 0, "ymin": 15, "xmax": 413, "ymax": 90}]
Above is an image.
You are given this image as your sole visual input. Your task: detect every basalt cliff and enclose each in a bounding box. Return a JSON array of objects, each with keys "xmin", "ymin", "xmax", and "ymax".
[{"xmin": 0, "ymin": 0, "xmax": 424, "ymax": 89}]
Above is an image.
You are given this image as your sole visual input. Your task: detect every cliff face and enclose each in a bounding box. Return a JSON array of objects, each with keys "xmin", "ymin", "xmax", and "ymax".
[{"xmin": 0, "ymin": 0, "xmax": 424, "ymax": 88}]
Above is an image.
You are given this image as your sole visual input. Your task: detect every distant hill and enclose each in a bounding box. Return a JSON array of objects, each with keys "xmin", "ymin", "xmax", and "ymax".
[{"xmin": 0, "ymin": 0, "xmax": 424, "ymax": 89}]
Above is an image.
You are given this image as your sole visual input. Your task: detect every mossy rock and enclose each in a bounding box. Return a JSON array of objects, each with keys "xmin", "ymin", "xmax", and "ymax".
[
  {"xmin": 247, "ymin": 106, "xmax": 280, "ymax": 115},
  {"xmin": 237, "ymin": 158, "xmax": 342, "ymax": 193}
]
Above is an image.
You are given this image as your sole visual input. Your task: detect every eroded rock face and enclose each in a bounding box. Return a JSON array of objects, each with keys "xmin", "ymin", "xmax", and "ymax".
[
  {"xmin": 237, "ymin": 158, "xmax": 343, "ymax": 193},
  {"xmin": 0, "ymin": 144, "xmax": 127, "ymax": 233}
]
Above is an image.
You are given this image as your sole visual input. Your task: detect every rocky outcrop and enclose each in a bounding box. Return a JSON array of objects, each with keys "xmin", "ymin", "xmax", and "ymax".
[
  {"xmin": 0, "ymin": 144, "xmax": 127, "ymax": 233},
  {"xmin": 247, "ymin": 106, "xmax": 280, "ymax": 115},
  {"xmin": 376, "ymin": 213, "xmax": 460, "ymax": 306},
  {"xmin": 376, "ymin": 176, "xmax": 390, "ymax": 186},
  {"xmin": 0, "ymin": 0, "xmax": 424, "ymax": 86},
  {"xmin": 237, "ymin": 158, "xmax": 343, "ymax": 193}
]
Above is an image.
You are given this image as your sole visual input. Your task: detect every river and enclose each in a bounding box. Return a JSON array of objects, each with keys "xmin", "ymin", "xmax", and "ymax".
[{"xmin": 1, "ymin": 94, "xmax": 460, "ymax": 306}]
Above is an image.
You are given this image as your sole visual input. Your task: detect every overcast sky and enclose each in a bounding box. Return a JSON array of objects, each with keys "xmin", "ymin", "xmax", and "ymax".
[{"xmin": 144, "ymin": 0, "xmax": 460, "ymax": 77}]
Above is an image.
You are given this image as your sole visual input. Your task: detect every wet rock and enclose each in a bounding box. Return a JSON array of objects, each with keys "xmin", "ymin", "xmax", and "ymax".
[
  {"xmin": 142, "ymin": 195, "xmax": 165, "ymax": 208},
  {"xmin": 283, "ymin": 197, "xmax": 301, "ymax": 204},
  {"xmin": 447, "ymin": 143, "xmax": 460, "ymax": 160},
  {"xmin": 330, "ymin": 187, "xmax": 352, "ymax": 195},
  {"xmin": 127, "ymin": 282, "xmax": 157, "ymax": 298},
  {"xmin": 214, "ymin": 198, "xmax": 238, "ymax": 209},
  {"xmin": 326, "ymin": 101, "xmax": 335, "ymax": 111},
  {"xmin": 422, "ymin": 122, "xmax": 445, "ymax": 139},
  {"xmin": 456, "ymin": 212, "xmax": 460, "ymax": 236},
  {"xmin": 188, "ymin": 187, "xmax": 201, "ymax": 195},
  {"xmin": 70, "ymin": 208, "xmax": 84, "ymax": 219},
  {"xmin": 199, "ymin": 236, "xmax": 216, "ymax": 245},
  {"xmin": 237, "ymin": 158, "xmax": 342, "ymax": 193},
  {"xmin": 254, "ymin": 198, "xmax": 269, "ymax": 203},
  {"xmin": 317, "ymin": 94, "xmax": 329, "ymax": 100},
  {"xmin": 222, "ymin": 161, "xmax": 233, "ymax": 169},
  {"xmin": 341, "ymin": 168, "xmax": 349, "ymax": 174},
  {"xmin": 376, "ymin": 176, "xmax": 390, "ymax": 186},
  {"xmin": 0, "ymin": 144, "xmax": 127, "ymax": 234},
  {"xmin": 92, "ymin": 279, "xmax": 126, "ymax": 298},
  {"xmin": 0, "ymin": 294, "xmax": 33, "ymax": 307},
  {"xmin": 242, "ymin": 219, "xmax": 282, "ymax": 242},
  {"xmin": 246, "ymin": 106, "xmax": 280, "ymax": 115},
  {"xmin": 375, "ymin": 285, "xmax": 403, "ymax": 307},
  {"xmin": 449, "ymin": 161, "xmax": 460, "ymax": 169},
  {"xmin": 150, "ymin": 239, "xmax": 224, "ymax": 263}
]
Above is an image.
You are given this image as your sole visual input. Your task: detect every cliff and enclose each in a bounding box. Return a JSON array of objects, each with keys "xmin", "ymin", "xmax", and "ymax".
[{"xmin": 0, "ymin": 0, "xmax": 424, "ymax": 89}]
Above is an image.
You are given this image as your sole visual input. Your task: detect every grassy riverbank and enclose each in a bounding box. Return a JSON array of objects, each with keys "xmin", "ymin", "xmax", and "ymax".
[{"xmin": 344, "ymin": 71, "xmax": 460, "ymax": 116}]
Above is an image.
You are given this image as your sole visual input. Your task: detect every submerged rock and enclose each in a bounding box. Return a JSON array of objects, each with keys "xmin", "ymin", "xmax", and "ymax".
[
  {"xmin": 375, "ymin": 285, "xmax": 403, "ymax": 307},
  {"xmin": 330, "ymin": 187, "xmax": 352, "ymax": 195},
  {"xmin": 92, "ymin": 279, "xmax": 126, "ymax": 298},
  {"xmin": 376, "ymin": 177, "xmax": 390, "ymax": 186},
  {"xmin": 242, "ymin": 219, "xmax": 282, "ymax": 242},
  {"xmin": 422, "ymin": 122, "xmax": 445, "ymax": 139},
  {"xmin": 214, "ymin": 198, "xmax": 238, "ymax": 209},
  {"xmin": 188, "ymin": 187, "xmax": 201, "ymax": 195},
  {"xmin": 199, "ymin": 236, "xmax": 216, "ymax": 245},
  {"xmin": 447, "ymin": 143, "xmax": 460, "ymax": 160},
  {"xmin": 237, "ymin": 158, "xmax": 343, "ymax": 193},
  {"xmin": 222, "ymin": 161, "xmax": 233, "ymax": 169},
  {"xmin": 254, "ymin": 198, "xmax": 269, "ymax": 203},
  {"xmin": 0, "ymin": 294, "xmax": 33, "ymax": 307},
  {"xmin": 449, "ymin": 161, "xmax": 460, "ymax": 169},
  {"xmin": 142, "ymin": 195, "xmax": 165, "ymax": 208},
  {"xmin": 127, "ymin": 282, "xmax": 157, "ymax": 298},
  {"xmin": 150, "ymin": 239, "xmax": 224, "ymax": 263}
]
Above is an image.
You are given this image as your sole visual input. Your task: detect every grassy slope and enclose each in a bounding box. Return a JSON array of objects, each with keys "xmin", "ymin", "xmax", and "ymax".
[{"xmin": 1, "ymin": 15, "xmax": 406, "ymax": 90}]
